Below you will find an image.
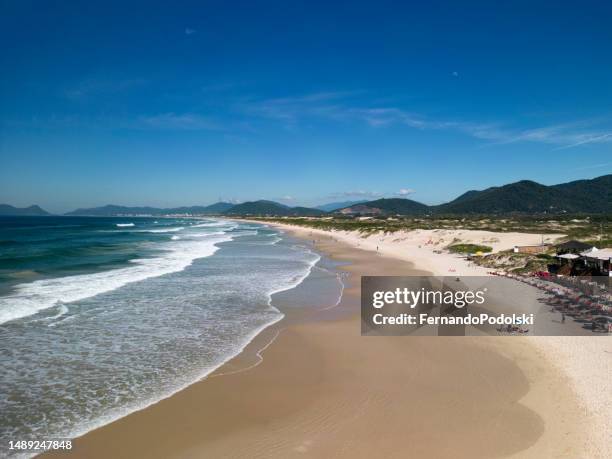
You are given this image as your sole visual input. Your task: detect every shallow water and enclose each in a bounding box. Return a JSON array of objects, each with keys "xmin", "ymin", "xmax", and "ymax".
[{"xmin": 0, "ymin": 217, "xmax": 341, "ymax": 457}]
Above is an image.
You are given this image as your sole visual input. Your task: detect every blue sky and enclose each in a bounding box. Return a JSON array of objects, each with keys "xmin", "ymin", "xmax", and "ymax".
[{"xmin": 1, "ymin": 0, "xmax": 611, "ymax": 213}]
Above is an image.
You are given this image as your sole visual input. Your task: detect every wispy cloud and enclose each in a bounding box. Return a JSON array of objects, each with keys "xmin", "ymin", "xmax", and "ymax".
[
  {"xmin": 238, "ymin": 91, "xmax": 359, "ymax": 124},
  {"xmin": 185, "ymin": 28, "xmax": 196, "ymax": 35},
  {"xmin": 344, "ymin": 109, "xmax": 612, "ymax": 149},
  {"xmin": 396, "ymin": 188, "xmax": 415, "ymax": 196},
  {"xmin": 44, "ymin": 84, "xmax": 612, "ymax": 148},
  {"xmin": 240, "ymin": 92, "xmax": 612, "ymax": 149},
  {"xmin": 552, "ymin": 133, "xmax": 612, "ymax": 150}
]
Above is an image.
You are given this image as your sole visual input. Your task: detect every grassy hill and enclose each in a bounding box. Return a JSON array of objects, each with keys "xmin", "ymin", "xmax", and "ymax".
[
  {"xmin": 435, "ymin": 175, "xmax": 611, "ymax": 214},
  {"xmin": 334, "ymin": 175, "xmax": 611, "ymax": 216}
]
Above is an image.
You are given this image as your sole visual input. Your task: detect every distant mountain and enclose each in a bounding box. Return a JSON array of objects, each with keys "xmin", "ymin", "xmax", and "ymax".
[
  {"xmin": 331, "ymin": 175, "xmax": 611, "ymax": 215},
  {"xmin": 165, "ymin": 202, "xmax": 235, "ymax": 215},
  {"xmin": 38, "ymin": 174, "xmax": 612, "ymax": 218},
  {"xmin": 336, "ymin": 198, "xmax": 429, "ymax": 216},
  {"xmin": 0, "ymin": 204, "xmax": 51, "ymax": 216},
  {"xmin": 225, "ymin": 200, "xmax": 325, "ymax": 216},
  {"xmin": 290, "ymin": 206, "xmax": 327, "ymax": 216},
  {"xmin": 435, "ymin": 175, "xmax": 612, "ymax": 214},
  {"xmin": 200, "ymin": 202, "xmax": 236, "ymax": 214},
  {"xmin": 66, "ymin": 205, "xmax": 160, "ymax": 216},
  {"xmin": 316, "ymin": 200, "xmax": 367, "ymax": 212},
  {"xmin": 65, "ymin": 202, "xmax": 234, "ymax": 216}
]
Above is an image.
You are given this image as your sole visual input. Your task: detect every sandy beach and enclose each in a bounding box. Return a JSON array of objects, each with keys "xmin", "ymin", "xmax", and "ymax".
[
  {"xmin": 287, "ymin": 225, "xmax": 565, "ymax": 276},
  {"xmin": 46, "ymin": 223, "xmax": 609, "ymax": 459}
]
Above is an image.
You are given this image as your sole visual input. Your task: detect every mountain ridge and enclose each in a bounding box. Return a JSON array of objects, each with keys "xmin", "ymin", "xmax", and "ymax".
[
  {"xmin": 0, "ymin": 204, "xmax": 52, "ymax": 216},
  {"xmin": 335, "ymin": 175, "xmax": 611, "ymax": 215},
  {"xmin": 433, "ymin": 175, "xmax": 611, "ymax": 214},
  {"xmin": 5, "ymin": 175, "xmax": 610, "ymax": 218},
  {"xmin": 64, "ymin": 202, "xmax": 235, "ymax": 216},
  {"xmin": 225, "ymin": 200, "xmax": 325, "ymax": 216}
]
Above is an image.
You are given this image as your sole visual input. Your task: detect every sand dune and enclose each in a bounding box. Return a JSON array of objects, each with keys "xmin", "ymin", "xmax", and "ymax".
[{"xmin": 278, "ymin": 226, "xmax": 564, "ymax": 276}]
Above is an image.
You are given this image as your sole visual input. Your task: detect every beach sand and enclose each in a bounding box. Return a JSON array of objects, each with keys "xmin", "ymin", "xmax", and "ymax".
[
  {"xmin": 284, "ymin": 225, "xmax": 565, "ymax": 276},
  {"xmin": 46, "ymin": 224, "xmax": 607, "ymax": 459}
]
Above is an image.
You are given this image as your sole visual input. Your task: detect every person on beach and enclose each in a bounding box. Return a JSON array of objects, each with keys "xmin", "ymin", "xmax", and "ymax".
[{"xmin": 562, "ymin": 313, "xmax": 566, "ymax": 323}]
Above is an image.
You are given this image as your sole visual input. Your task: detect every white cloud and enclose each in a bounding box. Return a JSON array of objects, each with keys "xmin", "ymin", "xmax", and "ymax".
[
  {"xmin": 185, "ymin": 28, "xmax": 196, "ymax": 35},
  {"xmin": 552, "ymin": 133, "xmax": 612, "ymax": 150},
  {"xmin": 396, "ymin": 188, "xmax": 415, "ymax": 196}
]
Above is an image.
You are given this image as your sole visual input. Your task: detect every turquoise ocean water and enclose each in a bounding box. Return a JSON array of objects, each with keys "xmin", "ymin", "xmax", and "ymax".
[{"xmin": 0, "ymin": 216, "xmax": 341, "ymax": 457}]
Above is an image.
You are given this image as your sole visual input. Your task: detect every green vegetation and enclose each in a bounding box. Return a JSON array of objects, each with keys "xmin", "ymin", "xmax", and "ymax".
[
  {"xmin": 470, "ymin": 251, "xmax": 549, "ymax": 273},
  {"xmin": 334, "ymin": 175, "xmax": 611, "ymax": 215},
  {"xmin": 447, "ymin": 243, "xmax": 492, "ymax": 254},
  {"xmin": 435, "ymin": 175, "xmax": 611, "ymax": 214},
  {"xmin": 250, "ymin": 214, "xmax": 611, "ymax": 241},
  {"xmin": 246, "ymin": 213, "xmax": 612, "ymax": 274}
]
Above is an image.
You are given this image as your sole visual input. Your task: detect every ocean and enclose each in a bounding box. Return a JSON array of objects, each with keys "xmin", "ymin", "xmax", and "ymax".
[{"xmin": 0, "ymin": 216, "xmax": 341, "ymax": 456}]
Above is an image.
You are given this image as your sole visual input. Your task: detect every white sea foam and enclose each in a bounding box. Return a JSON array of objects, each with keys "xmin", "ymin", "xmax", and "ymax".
[
  {"xmin": 190, "ymin": 231, "xmax": 226, "ymax": 238},
  {"xmin": 192, "ymin": 221, "xmax": 237, "ymax": 230},
  {"xmin": 49, "ymin": 232, "xmax": 321, "ymax": 448},
  {"xmin": 192, "ymin": 222, "xmax": 221, "ymax": 228},
  {"xmin": 171, "ymin": 235, "xmax": 180, "ymax": 240},
  {"xmin": 0, "ymin": 232, "xmax": 232, "ymax": 325},
  {"xmin": 47, "ymin": 303, "xmax": 69, "ymax": 320},
  {"xmin": 135, "ymin": 226, "xmax": 184, "ymax": 233},
  {"xmin": 0, "ymin": 220, "xmax": 338, "ymax": 458},
  {"xmin": 116, "ymin": 223, "xmax": 134, "ymax": 227}
]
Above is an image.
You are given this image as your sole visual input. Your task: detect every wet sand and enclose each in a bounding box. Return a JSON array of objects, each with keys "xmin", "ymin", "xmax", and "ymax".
[{"xmin": 46, "ymin": 226, "xmax": 594, "ymax": 458}]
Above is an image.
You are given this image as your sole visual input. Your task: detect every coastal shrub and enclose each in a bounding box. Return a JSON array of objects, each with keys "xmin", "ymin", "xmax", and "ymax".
[{"xmin": 447, "ymin": 243, "xmax": 493, "ymax": 254}]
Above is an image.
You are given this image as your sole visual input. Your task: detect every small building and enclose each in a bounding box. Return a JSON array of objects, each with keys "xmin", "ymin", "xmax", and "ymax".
[
  {"xmin": 555, "ymin": 240, "xmax": 595, "ymax": 255},
  {"xmin": 581, "ymin": 248, "xmax": 612, "ymax": 276},
  {"xmin": 513, "ymin": 244, "xmax": 550, "ymax": 254}
]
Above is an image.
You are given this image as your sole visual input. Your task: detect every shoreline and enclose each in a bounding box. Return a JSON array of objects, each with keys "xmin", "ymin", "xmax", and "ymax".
[
  {"xmin": 269, "ymin": 221, "xmax": 611, "ymax": 457},
  {"xmin": 45, "ymin": 221, "xmax": 607, "ymax": 458}
]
